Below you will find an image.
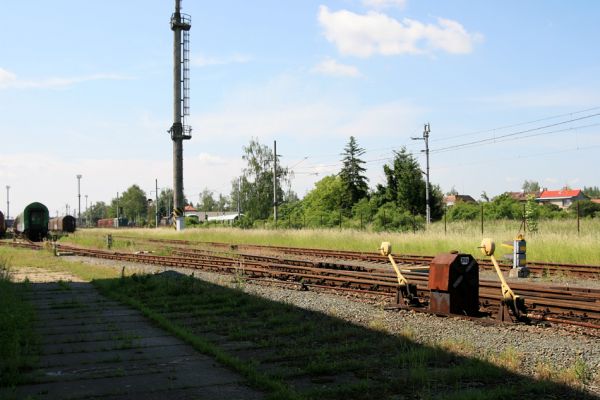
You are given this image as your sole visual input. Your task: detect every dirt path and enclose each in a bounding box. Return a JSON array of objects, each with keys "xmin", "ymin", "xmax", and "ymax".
[{"xmin": 1, "ymin": 268, "xmax": 264, "ymax": 400}]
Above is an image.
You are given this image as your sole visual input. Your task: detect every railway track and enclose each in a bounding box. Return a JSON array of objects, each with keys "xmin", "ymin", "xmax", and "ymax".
[
  {"xmin": 2, "ymin": 239, "xmax": 598, "ymax": 330},
  {"xmin": 114, "ymin": 235, "xmax": 600, "ymax": 278}
]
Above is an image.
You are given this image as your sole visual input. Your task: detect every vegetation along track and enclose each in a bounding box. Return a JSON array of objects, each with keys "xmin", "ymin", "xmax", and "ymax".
[
  {"xmin": 116, "ymin": 235, "xmax": 600, "ymax": 279},
  {"xmin": 2, "ymin": 239, "xmax": 599, "ymax": 330}
]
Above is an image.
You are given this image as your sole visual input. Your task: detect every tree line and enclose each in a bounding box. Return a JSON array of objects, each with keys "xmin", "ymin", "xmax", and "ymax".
[{"xmin": 81, "ymin": 137, "xmax": 600, "ymax": 229}]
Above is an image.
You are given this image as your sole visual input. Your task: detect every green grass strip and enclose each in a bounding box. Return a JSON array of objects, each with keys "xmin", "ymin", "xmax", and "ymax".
[
  {"xmin": 94, "ymin": 279, "xmax": 300, "ymax": 400},
  {"xmin": 0, "ymin": 260, "xmax": 38, "ymax": 387}
]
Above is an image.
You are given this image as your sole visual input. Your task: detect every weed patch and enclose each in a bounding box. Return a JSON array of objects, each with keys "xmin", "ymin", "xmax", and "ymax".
[{"xmin": 0, "ymin": 257, "xmax": 39, "ymax": 387}]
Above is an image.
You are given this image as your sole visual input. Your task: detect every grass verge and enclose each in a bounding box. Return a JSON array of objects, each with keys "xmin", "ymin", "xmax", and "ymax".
[
  {"xmin": 0, "ymin": 257, "xmax": 38, "ymax": 387},
  {"xmin": 64, "ymin": 223, "xmax": 600, "ymax": 265}
]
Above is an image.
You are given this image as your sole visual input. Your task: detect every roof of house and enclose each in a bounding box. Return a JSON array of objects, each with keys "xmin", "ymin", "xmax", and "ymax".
[
  {"xmin": 443, "ymin": 194, "xmax": 477, "ymax": 204},
  {"xmin": 508, "ymin": 191, "xmax": 540, "ymax": 201},
  {"xmin": 591, "ymin": 199, "xmax": 600, "ymax": 204},
  {"xmin": 184, "ymin": 205, "xmax": 197, "ymax": 212},
  {"xmin": 538, "ymin": 189, "xmax": 582, "ymax": 200}
]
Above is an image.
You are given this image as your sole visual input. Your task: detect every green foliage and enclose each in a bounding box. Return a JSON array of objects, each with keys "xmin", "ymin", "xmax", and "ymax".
[
  {"xmin": 485, "ymin": 193, "xmax": 523, "ymax": 219},
  {"xmin": 374, "ymin": 147, "xmax": 444, "ymax": 221},
  {"xmin": 376, "ymin": 148, "xmax": 424, "ymax": 214},
  {"xmin": 109, "ymin": 185, "xmax": 150, "ymax": 224},
  {"xmin": 446, "ymin": 201, "xmax": 480, "ymax": 221},
  {"xmin": 0, "ymin": 257, "xmax": 38, "ymax": 387},
  {"xmin": 522, "ymin": 180, "xmax": 541, "ymax": 194},
  {"xmin": 524, "ymin": 195, "xmax": 539, "ymax": 232},
  {"xmin": 570, "ymin": 200, "xmax": 600, "ymax": 218},
  {"xmin": 185, "ymin": 215, "xmax": 199, "ymax": 226},
  {"xmin": 234, "ymin": 138, "xmax": 288, "ymax": 221},
  {"xmin": 339, "ymin": 136, "xmax": 369, "ymax": 210},
  {"xmin": 197, "ymin": 188, "xmax": 217, "ymax": 211},
  {"xmin": 83, "ymin": 201, "xmax": 109, "ymax": 224},
  {"xmin": 302, "ymin": 175, "xmax": 345, "ymax": 213},
  {"xmin": 582, "ymin": 186, "xmax": 600, "ymax": 198},
  {"xmin": 351, "ymin": 197, "xmax": 377, "ymax": 223},
  {"xmin": 372, "ymin": 202, "xmax": 424, "ymax": 232}
]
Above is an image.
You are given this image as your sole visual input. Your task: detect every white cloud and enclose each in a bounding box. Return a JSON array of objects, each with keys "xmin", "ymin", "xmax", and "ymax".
[
  {"xmin": 363, "ymin": 0, "xmax": 406, "ymax": 10},
  {"xmin": 317, "ymin": 6, "xmax": 483, "ymax": 57},
  {"xmin": 311, "ymin": 58, "xmax": 361, "ymax": 77},
  {"xmin": 0, "ymin": 68, "xmax": 130, "ymax": 90},
  {"xmin": 192, "ymin": 54, "xmax": 251, "ymax": 67}
]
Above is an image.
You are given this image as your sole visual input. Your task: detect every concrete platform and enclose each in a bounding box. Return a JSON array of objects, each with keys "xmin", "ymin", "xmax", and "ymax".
[{"xmin": 2, "ymin": 272, "xmax": 264, "ymax": 400}]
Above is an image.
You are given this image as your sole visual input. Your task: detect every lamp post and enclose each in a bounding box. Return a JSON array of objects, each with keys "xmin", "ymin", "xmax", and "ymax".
[
  {"xmin": 85, "ymin": 194, "xmax": 88, "ymax": 227},
  {"xmin": 76, "ymin": 174, "xmax": 82, "ymax": 227},
  {"xmin": 5, "ymin": 185, "xmax": 10, "ymax": 219}
]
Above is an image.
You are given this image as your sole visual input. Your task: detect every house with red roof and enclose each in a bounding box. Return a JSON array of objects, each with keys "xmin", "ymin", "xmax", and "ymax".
[
  {"xmin": 443, "ymin": 194, "xmax": 477, "ymax": 207},
  {"xmin": 536, "ymin": 189, "xmax": 588, "ymax": 209}
]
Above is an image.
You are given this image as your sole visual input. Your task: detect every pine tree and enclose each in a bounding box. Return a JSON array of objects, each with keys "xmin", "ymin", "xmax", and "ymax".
[{"xmin": 339, "ymin": 136, "xmax": 369, "ymax": 210}]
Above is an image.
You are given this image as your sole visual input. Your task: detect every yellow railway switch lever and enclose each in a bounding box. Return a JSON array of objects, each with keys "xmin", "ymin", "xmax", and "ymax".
[
  {"xmin": 479, "ymin": 238, "xmax": 528, "ymax": 322},
  {"xmin": 380, "ymin": 242, "xmax": 421, "ymax": 307}
]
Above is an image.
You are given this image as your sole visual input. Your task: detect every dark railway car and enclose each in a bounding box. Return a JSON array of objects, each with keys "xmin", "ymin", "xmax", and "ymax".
[
  {"xmin": 14, "ymin": 202, "xmax": 49, "ymax": 241},
  {"xmin": 49, "ymin": 215, "xmax": 76, "ymax": 233},
  {"xmin": 0, "ymin": 210, "xmax": 5, "ymax": 237}
]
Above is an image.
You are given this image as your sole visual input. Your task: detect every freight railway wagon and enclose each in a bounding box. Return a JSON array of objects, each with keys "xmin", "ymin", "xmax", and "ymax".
[
  {"xmin": 14, "ymin": 202, "xmax": 49, "ymax": 241},
  {"xmin": 49, "ymin": 215, "xmax": 76, "ymax": 233},
  {"xmin": 0, "ymin": 210, "xmax": 5, "ymax": 237},
  {"xmin": 97, "ymin": 217, "xmax": 129, "ymax": 228}
]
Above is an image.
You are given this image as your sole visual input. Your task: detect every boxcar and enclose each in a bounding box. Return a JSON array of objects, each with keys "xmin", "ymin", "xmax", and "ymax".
[
  {"xmin": 49, "ymin": 215, "xmax": 76, "ymax": 233},
  {"xmin": 0, "ymin": 210, "xmax": 5, "ymax": 237},
  {"xmin": 97, "ymin": 217, "xmax": 128, "ymax": 228},
  {"xmin": 14, "ymin": 202, "xmax": 49, "ymax": 241}
]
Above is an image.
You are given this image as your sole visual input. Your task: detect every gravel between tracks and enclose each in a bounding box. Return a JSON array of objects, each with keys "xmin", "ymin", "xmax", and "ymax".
[{"xmin": 67, "ymin": 255, "xmax": 600, "ymax": 394}]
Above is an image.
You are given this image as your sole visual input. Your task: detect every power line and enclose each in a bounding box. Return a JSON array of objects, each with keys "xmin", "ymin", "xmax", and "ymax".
[
  {"xmin": 431, "ymin": 142, "xmax": 600, "ymax": 171},
  {"xmin": 431, "ymin": 112, "xmax": 600, "ymax": 153},
  {"xmin": 432, "ymin": 105, "xmax": 600, "ymax": 143}
]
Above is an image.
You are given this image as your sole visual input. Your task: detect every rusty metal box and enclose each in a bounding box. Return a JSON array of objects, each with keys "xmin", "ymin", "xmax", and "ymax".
[{"xmin": 428, "ymin": 253, "xmax": 479, "ymax": 316}]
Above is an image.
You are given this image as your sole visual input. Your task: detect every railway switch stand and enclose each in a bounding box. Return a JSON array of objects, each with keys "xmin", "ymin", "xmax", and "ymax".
[
  {"xmin": 480, "ymin": 238, "xmax": 529, "ymax": 323},
  {"xmin": 379, "ymin": 242, "xmax": 421, "ymax": 307},
  {"xmin": 428, "ymin": 252, "xmax": 479, "ymax": 316}
]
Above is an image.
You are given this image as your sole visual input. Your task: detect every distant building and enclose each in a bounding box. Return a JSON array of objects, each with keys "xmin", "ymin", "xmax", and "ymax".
[
  {"xmin": 537, "ymin": 189, "xmax": 588, "ymax": 209},
  {"xmin": 443, "ymin": 194, "xmax": 477, "ymax": 207},
  {"xmin": 591, "ymin": 199, "xmax": 600, "ymax": 205},
  {"xmin": 507, "ymin": 191, "xmax": 540, "ymax": 202},
  {"xmin": 193, "ymin": 211, "xmax": 239, "ymax": 222},
  {"xmin": 183, "ymin": 204, "xmax": 198, "ymax": 217}
]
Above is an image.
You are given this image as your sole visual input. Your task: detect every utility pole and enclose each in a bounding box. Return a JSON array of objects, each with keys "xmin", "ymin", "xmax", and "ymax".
[
  {"xmin": 237, "ymin": 177, "xmax": 241, "ymax": 216},
  {"xmin": 169, "ymin": 0, "xmax": 192, "ymax": 231},
  {"xmin": 412, "ymin": 123, "xmax": 431, "ymax": 225},
  {"xmin": 116, "ymin": 192, "xmax": 120, "ymax": 222},
  {"xmin": 76, "ymin": 174, "xmax": 82, "ymax": 227},
  {"xmin": 155, "ymin": 179, "xmax": 159, "ymax": 229},
  {"xmin": 5, "ymin": 185, "xmax": 9, "ymax": 219},
  {"xmin": 273, "ymin": 140, "xmax": 278, "ymax": 227},
  {"xmin": 85, "ymin": 194, "xmax": 88, "ymax": 227}
]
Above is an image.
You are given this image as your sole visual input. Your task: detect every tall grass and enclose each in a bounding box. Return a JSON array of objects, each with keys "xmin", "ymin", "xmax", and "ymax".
[
  {"xmin": 0, "ymin": 257, "xmax": 38, "ymax": 387},
  {"xmin": 66, "ymin": 218, "xmax": 600, "ymax": 265}
]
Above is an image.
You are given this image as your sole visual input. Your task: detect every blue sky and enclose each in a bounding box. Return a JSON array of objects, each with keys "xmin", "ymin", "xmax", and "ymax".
[{"xmin": 1, "ymin": 0, "xmax": 599, "ymax": 216}]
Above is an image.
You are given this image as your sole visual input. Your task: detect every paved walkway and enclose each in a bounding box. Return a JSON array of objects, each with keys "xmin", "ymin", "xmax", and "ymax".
[{"xmin": 2, "ymin": 269, "xmax": 264, "ymax": 400}]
